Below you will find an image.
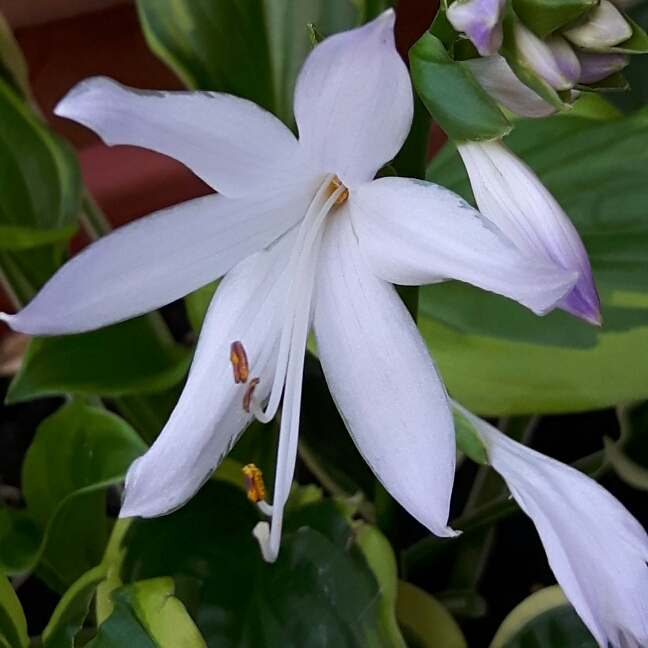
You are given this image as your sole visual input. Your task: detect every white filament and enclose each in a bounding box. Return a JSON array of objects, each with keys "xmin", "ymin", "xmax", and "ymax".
[{"xmin": 251, "ymin": 176, "xmax": 347, "ymax": 562}]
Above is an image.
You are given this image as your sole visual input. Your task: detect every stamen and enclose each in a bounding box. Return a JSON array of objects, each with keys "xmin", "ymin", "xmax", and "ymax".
[
  {"xmin": 230, "ymin": 341, "xmax": 249, "ymax": 384},
  {"xmin": 242, "ymin": 463, "xmax": 266, "ymax": 503},
  {"xmin": 329, "ymin": 176, "xmax": 349, "ymax": 204},
  {"xmin": 242, "ymin": 377, "xmax": 260, "ymax": 413}
]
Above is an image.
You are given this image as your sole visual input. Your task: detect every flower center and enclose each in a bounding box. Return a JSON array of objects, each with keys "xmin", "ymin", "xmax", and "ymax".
[
  {"xmin": 328, "ymin": 176, "xmax": 349, "ymax": 204},
  {"xmin": 228, "ymin": 174, "xmax": 348, "ymax": 563}
]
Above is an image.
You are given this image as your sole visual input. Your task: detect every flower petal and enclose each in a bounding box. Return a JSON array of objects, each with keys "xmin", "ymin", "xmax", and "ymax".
[
  {"xmin": 466, "ymin": 55, "xmax": 558, "ymax": 117},
  {"xmin": 120, "ymin": 234, "xmax": 291, "ymax": 518},
  {"xmin": 1, "ymin": 184, "xmax": 317, "ymax": 335},
  {"xmin": 564, "ymin": 0, "xmax": 632, "ymax": 49},
  {"xmin": 293, "ymin": 9, "xmax": 413, "ymax": 189},
  {"xmin": 54, "ymin": 77, "xmax": 313, "ymax": 198},
  {"xmin": 447, "ymin": 0, "xmax": 506, "ymax": 56},
  {"xmin": 313, "ymin": 214, "xmax": 457, "ymax": 538},
  {"xmin": 515, "ymin": 23, "xmax": 575, "ymax": 90},
  {"xmin": 350, "ymin": 177, "xmax": 577, "ymax": 316},
  {"xmin": 576, "ymin": 50, "xmax": 629, "ymax": 83},
  {"xmin": 457, "ymin": 140, "xmax": 600, "ymax": 323},
  {"xmin": 456, "ymin": 402, "xmax": 648, "ymax": 648}
]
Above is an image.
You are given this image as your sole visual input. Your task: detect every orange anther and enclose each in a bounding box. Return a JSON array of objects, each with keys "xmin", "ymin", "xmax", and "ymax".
[
  {"xmin": 242, "ymin": 464, "xmax": 266, "ymax": 503},
  {"xmin": 230, "ymin": 341, "xmax": 249, "ymax": 384}
]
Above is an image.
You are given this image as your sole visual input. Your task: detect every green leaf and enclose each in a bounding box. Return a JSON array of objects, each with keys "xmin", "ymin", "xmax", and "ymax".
[
  {"xmin": 0, "ymin": 223, "xmax": 78, "ymax": 251},
  {"xmin": 422, "ymin": 108, "xmax": 648, "ymax": 414},
  {"xmin": 396, "ymin": 581, "xmax": 467, "ymax": 648},
  {"xmin": 0, "ymin": 77, "xmax": 81, "ymax": 240},
  {"xmin": 135, "ymin": 0, "xmax": 362, "ymax": 127},
  {"xmin": 6, "ymin": 316, "xmax": 192, "ymax": 403},
  {"xmin": 262, "ymin": 0, "xmax": 359, "ymax": 125},
  {"xmin": 489, "ymin": 586, "xmax": 596, "ymax": 648},
  {"xmin": 99, "ymin": 481, "xmax": 395, "ymax": 648},
  {"xmin": 0, "ymin": 13, "xmax": 33, "ymax": 103},
  {"xmin": 0, "ymin": 572, "xmax": 28, "ymax": 648},
  {"xmin": 88, "ymin": 578, "xmax": 206, "ymax": 648},
  {"xmin": 42, "ymin": 564, "xmax": 109, "ymax": 648},
  {"xmin": 184, "ymin": 280, "xmax": 218, "ymax": 333},
  {"xmin": 512, "ymin": 0, "xmax": 596, "ymax": 38},
  {"xmin": 354, "ymin": 525, "xmax": 408, "ymax": 648},
  {"xmin": 0, "ymin": 402, "xmax": 146, "ymax": 591},
  {"xmin": 136, "ymin": 0, "xmax": 275, "ymax": 110},
  {"xmin": 410, "ymin": 32, "xmax": 512, "ymax": 143}
]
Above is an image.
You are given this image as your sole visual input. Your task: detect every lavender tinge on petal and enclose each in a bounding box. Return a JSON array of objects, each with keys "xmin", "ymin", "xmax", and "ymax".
[
  {"xmin": 447, "ymin": 0, "xmax": 506, "ymax": 55},
  {"xmin": 576, "ymin": 50, "xmax": 629, "ymax": 82},
  {"xmin": 514, "ymin": 22, "xmax": 577, "ymax": 90}
]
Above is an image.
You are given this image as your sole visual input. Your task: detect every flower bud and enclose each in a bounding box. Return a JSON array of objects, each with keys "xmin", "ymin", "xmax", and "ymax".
[
  {"xmin": 447, "ymin": 0, "xmax": 506, "ymax": 56},
  {"xmin": 576, "ymin": 50, "xmax": 629, "ymax": 82},
  {"xmin": 466, "ymin": 54, "xmax": 558, "ymax": 116},
  {"xmin": 564, "ymin": 0, "xmax": 632, "ymax": 48},
  {"xmin": 515, "ymin": 23, "xmax": 580, "ymax": 90}
]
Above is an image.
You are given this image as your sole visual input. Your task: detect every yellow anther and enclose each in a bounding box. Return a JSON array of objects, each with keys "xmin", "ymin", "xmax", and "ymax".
[
  {"xmin": 242, "ymin": 463, "xmax": 266, "ymax": 503},
  {"xmin": 230, "ymin": 341, "xmax": 249, "ymax": 384},
  {"xmin": 242, "ymin": 377, "xmax": 260, "ymax": 413},
  {"xmin": 329, "ymin": 176, "xmax": 349, "ymax": 204}
]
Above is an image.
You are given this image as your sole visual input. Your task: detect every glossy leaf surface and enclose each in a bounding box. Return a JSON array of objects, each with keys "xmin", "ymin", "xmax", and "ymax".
[
  {"xmin": 0, "ymin": 403, "xmax": 145, "ymax": 592},
  {"xmin": 422, "ymin": 106, "xmax": 648, "ymax": 414},
  {"xmin": 6, "ymin": 317, "xmax": 192, "ymax": 403}
]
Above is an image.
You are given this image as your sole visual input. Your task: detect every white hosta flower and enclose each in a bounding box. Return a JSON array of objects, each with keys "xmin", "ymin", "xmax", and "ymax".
[
  {"xmin": 466, "ymin": 54, "xmax": 559, "ymax": 117},
  {"xmin": 455, "ymin": 402, "xmax": 648, "ymax": 648},
  {"xmin": 565, "ymin": 0, "xmax": 633, "ymax": 49},
  {"xmin": 0, "ymin": 11, "xmax": 578, "ymax": 562},
  {"xmin": 447, "ymin": 0, "xmax": 506, "ymax": 56},
  {"xmin": 515, "ymin": 23, "xmax": 580, "ymax": 90},
  {"xmin": 457, "ymin": 139, "xmax": 600, "ymax": 324}
]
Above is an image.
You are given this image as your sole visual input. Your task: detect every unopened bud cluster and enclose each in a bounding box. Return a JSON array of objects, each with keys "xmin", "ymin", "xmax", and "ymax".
[{"xmin": 447, "ymin": 0, "xmax": 639, "ymax": 116}]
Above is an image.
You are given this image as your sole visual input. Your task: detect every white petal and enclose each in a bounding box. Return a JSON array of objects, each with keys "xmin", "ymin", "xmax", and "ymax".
[
  {"xmin": 466, "ymin": 55, "xmax": 558, "ymax": 118},
  {"xmin": 350, "ymin": 177, "xmax": 577, "ymax": 316},
  {"xmin": 54, "ymin": 77, "xmax": 313, "ymax": 199},
  {"xmin": 2, "ymin": 184, "xmax": 317, "ymax": 335},
  {"xmin": 447, "ymin": 0, "xmax": 506, "ymax": 56},
  {"xmin": 457, "ymin": 140, "xmax": 600, "ymax": 323},
  {"xmin": 455, "ymin": 402, "xmax": 648, "ymax": 648},
  {"xmin": 120, "ymin": 234, "xmax": 292, "ymax": 518},
  {"xmin": 565, "ymin": 0, "xmax": 632, "ymax": 49},
  {"xmin": 293, "ymin": 9, "xmax": 413, "ymax": 189},
  {"xmin": 313, "ymin": 214, "xmax": 457, "ymax": 538}
]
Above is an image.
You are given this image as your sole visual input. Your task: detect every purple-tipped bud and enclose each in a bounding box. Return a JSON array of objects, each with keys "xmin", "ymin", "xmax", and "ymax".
[
  {"xmin": 447, "ymin": 0, "xmax": 506, "ymax": 55},
  {"xmin": 515, "ymin": 23, "xmax": 579, "ymax": 90},
  {"xmin": 576, "ymin": 50, "xmax": 629, "ymax": 82},
  {"xmin": 457, "ymin": 140, "xmax": 601, "ymax": 325},
  {"xmin": 546, "ymin": 36, "xmax": 582, "ymax": 85},
  {"xmin": 564, "ymin": 0, "xmax": 632, "ymax": 49}
]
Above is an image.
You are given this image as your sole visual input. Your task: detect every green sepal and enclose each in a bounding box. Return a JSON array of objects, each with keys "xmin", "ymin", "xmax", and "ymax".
[
  {"xmin": 410, "ymin": 32, "xmax": 512, "ymax": 143},
  {"xmin": 512, "ymin": 0, "xmax": 596, "ymax": 38},
  {"xmin": 579, "ymin": 70, "xmax": 629, "ymax": 91}
]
